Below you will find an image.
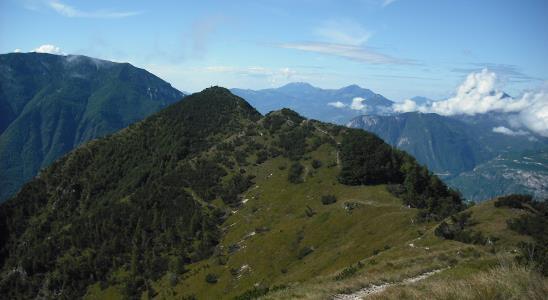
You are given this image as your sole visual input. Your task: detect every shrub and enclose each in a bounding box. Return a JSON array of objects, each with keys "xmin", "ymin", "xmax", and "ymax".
[
  {"xmin": 335, "ymin": 265, "xmax": 358, "ymax": 280},
  {"xmin": 321, "ymin": 194, "xmax": 337, "ymax": 205},
  {"xmin": 305, "ymin": 205, "xmax": 316, "ymax": 217},
  {"xmin": 435, "ymin": 212, "xmax": 487, "ymax": 245},
  {"xmin": 297, "ymin": 246, "xmax": 314, "ymax": 259},
  {"xmin": 234, "ymin": 285, "xmax": 286, "ymax": 300},
  {"xmin": 311, "ymin": 159, "xmax": 322, "ymax": 169},
  {"xmin": 255, "ymin": 150, "xmax": 269, "ymax": 164},
  {"xmin": 288, "ymin": 162, "xmax": 304, "ymax": 184},
  {"xmin": 205, "ymin": 273, "xmax": 218, "ymax": 284}
]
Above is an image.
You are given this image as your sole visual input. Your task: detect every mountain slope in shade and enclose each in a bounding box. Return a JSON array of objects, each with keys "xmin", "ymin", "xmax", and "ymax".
[
  {"xmin": 348, "ymin": 112, "xmax": 547, "ymax": 176},
  {"xmin": 0, "ymin": 52, "xmax": 184, "ymax": 202},
  {"xmin": 231, "ymin": 82, "xmax": 393, "ymax": 124}
]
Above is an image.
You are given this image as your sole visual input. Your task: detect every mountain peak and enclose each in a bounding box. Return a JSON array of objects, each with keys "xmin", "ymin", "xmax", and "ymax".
[
  {"xmin": 278, "ymin": 82, "xmax": 318, "ymax": 93},
  {"xmin": 164, "ymin": 86, "xmax": 261, "ymax": 124},
  {"xmin": 200, "ymin": 85, "xmax": 233, "ymax": 96},
  {"xmin": 340, "ymin": 84, "xmax": 366, "ymax": 92},
  {"xmin": 343, "ymin": 84, "xmax": 362, "ymax": 89},
  {"xmin": 281, "ymin": 82, "xmax": 315, "ymax": 88}
]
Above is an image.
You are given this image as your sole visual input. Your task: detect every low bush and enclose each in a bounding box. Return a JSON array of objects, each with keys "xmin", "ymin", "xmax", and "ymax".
[
  {"xmin": 321, "ymin": 194, "xmax": 337, "ymax": 205},
  {"xmin": 311, "ymin": 159, "xmax": 322, "ymax": 169},
  {"xmin": 205, "ymin": 273, "xmax": 218, "ymax": 284},
  {"xmin": 335, "ymin": 265, "xmax": 358, "ymax": 281},
  {"xmin": 288, "ymin": 162, "xmax": 304, "ymax": 184},
  {"xmin": 297, "ymin": 246, "xmax": 314, "ymax": 259}
]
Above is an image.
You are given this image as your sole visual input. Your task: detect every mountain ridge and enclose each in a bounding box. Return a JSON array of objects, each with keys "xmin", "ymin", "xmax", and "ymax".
[
  {"xmin": 231, "ymin": 82, "xmax": 394, "ymax": 124},
  {"xmin": 0, "ymin": 52, "xmax": 184, "ymax": 202}
]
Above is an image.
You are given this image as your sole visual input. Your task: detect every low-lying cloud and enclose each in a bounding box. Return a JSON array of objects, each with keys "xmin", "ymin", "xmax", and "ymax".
[
  {"xmin": 393, "ymin": 69, "xmax": 548, "ymax": 137},
  {"xmin": 492, "ymin": 126, "xmax": 528, "ymax": 136},
  {"xmin": 33, "ymin": 44, "xmax": 63, "ymax": 54},
  {"xmin": 328, "ymin": 101, "xmax": 346, "ymax": 108},
  {"xmin": 350, "ymin": 97, "xmax": 367, "ymax": 110}
]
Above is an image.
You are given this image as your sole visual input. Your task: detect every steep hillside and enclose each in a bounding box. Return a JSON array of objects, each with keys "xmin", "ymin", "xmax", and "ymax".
[
  {"xmin": 0, "ymin": 87, "xmax": 464, "ymax": 299},
  {"xmin": 0, "ymin": 52, "xmax": 184, "ymax": 202},
  {"xmin": 231, "ymin": 82, "xmax": 393, "ymax": 124}
]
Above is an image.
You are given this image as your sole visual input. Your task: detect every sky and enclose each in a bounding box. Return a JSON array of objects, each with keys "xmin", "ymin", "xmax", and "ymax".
[{"xmin": 1, "ymin": 0, "xmax": 547, "ymax": 101}]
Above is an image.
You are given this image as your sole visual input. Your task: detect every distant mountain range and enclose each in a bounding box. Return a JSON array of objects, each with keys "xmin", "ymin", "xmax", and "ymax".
[
  {"xmin": 232, "ymin": 82, "xmax": 393, "ymax": 124},
  {"xmin": 0, "ymin": 52, "xmax": 184, "ymax": 202}
]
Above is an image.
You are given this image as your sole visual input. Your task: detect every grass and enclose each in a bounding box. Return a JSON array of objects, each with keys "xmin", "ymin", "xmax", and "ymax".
[
  {"xmin": 369, "ymin": 262, "xmax": 548, "ymax": 300},
  {"xmin": 152, "ymin": 142, "xmax": 428, "ymax": 299}
]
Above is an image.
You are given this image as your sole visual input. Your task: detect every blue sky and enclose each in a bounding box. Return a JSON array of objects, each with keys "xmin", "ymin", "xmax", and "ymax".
[{"xmin": 1, "ymin": 0, "xmax": 547, "ymax": 100}]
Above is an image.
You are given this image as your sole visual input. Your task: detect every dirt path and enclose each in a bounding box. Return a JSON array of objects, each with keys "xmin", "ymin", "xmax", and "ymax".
[
  {"xmin": 313, "ymin": 124, "xmax": 341, "ymax": 168},
  {"xmin": 332, "ymin": 268, "xmax": 445, "ymax": 300}
]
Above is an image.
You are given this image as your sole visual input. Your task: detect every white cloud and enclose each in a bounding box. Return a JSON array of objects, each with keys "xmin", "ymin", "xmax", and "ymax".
[
  {"xmin": 516, "ymin": 90, "xmax": 548, "ymax": 137},
  {"xmin": 350, "ymin": 97, "xmax": 367, "ymax": 110},
  {"xmin": 277, "ymin": 42, "xmax": 409, "ymax": 65},
  {"xmin": 428, "ymin": 69, "xmax": 530, "ymax": 115},
  {"xmin": 392, "ymin": 69, "xmax": 548, "ymax": 137},
  {"xmin": 316, "ymin": 20, "xmax": 372, "ymax": 46},
  {"xmin": 33, "ymin": 44, "xmax": 63, "ymax": 54},
  {"xmin": 276, "ymin": 17, "xmax": 409, "ymax": 65},
  {"xmin": 328, "ymin": 101, "xmax": 346, "ymax": 108},
  {"xmin": 382, "ymin": 0, "xmax": 398, "ymax": 7},
  {"xmin": 49, "ymin": 1, "xmax": 142, "ymax": 18},
  {"xmin": 492, "ymin": 126, "xmax": 528, "ymax": 136},
  {"xmin": 13, "ymin": 49, "xmax": 22, "ymax": 53},
  {"xmin": 393, "ymin": 99, "xmax": 419, "ymax": 113}
]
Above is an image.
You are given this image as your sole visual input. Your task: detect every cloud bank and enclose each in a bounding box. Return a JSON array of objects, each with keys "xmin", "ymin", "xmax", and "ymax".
[{"xmin": 393, "ymin": 69, "xmax": 548, "ymax": 137}]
